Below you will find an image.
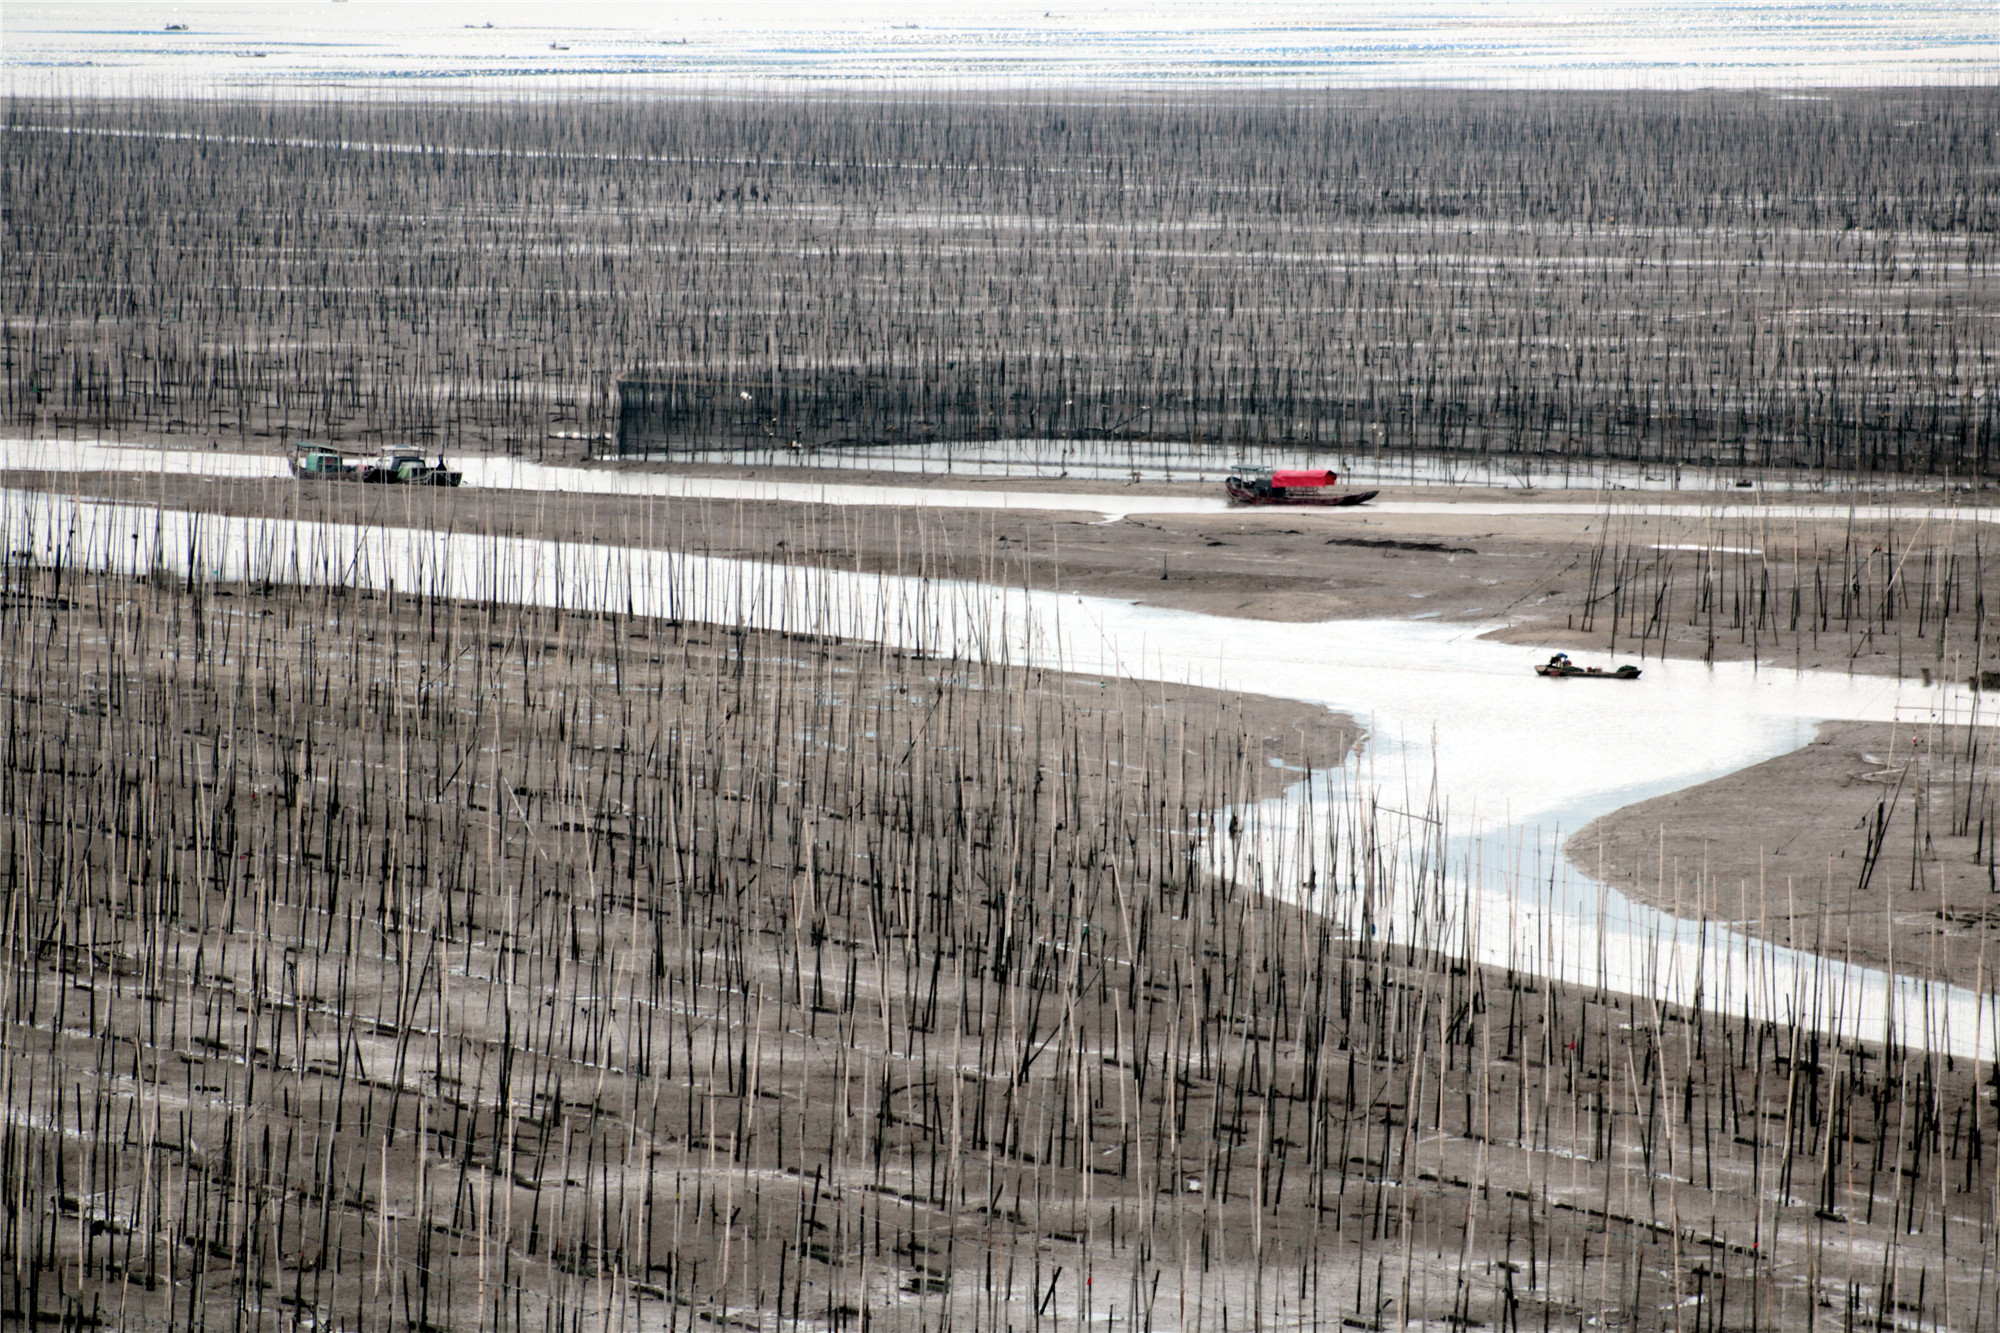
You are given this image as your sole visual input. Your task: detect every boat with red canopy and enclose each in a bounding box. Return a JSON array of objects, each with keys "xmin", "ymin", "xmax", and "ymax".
[{"xmin": 1223, "ymin": 467, "xmax": 1378, "ymax": 507}]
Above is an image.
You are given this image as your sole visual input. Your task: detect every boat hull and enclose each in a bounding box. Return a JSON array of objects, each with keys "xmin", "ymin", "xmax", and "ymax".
[
  {"xmin": 1535, "ymin": 664, "xmax": 1641, "ymax": 680},
  {"xmin": 1224, "ymin": 482, "xmax": 1378, "ymax": 507},
  {"xmin": 358, "ymin": 467, "xmax": 462, "ymax": 486}
]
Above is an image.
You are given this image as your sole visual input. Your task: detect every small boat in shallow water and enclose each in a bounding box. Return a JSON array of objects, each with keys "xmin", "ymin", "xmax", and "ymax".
[
  {"xmin": 1224, "ymin": 467, "xmax": 1378, "ymax": 507},
  {"xmin": 1535, "ymin": 653, "xmax": 1641, "ymax": 680},
  {"xmin": 289, "ymin": 443, "xmax": 462, "ymax": 487}
]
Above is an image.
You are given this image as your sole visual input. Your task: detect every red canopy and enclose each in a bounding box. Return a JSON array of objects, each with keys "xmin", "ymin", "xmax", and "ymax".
[{"xmin": 1270, "ymin": 469, "xmax": 1336, "ymax": 488}]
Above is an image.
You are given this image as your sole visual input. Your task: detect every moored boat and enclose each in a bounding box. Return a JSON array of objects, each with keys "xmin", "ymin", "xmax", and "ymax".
[
  {"xmin": 289, "ymin": 444, "xmax": 356, "ymax": 480},
  {"xmin": 1224, "ymin": 467, "xmax": 1377, "ymax": 507},
  {"xmin": 290, "ymin": 443, "xmax": 461, "ymax": 486},
  {"xmin": 1535, "ymin": 653, "xmax": 1640, "ymax": 680},
  {"xmin": 356, "ymin": 451, "xmax": 463, "ymax": 486}
]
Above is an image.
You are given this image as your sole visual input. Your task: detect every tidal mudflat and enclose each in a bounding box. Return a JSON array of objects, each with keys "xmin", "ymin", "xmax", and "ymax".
[
  {"xmin": 6, "ymin": 463, "xmax": 2000, "ymax": 1332},
  {"xmin": 7, "ymin": 77, "xmax": 2000, "ymax": 1333}
]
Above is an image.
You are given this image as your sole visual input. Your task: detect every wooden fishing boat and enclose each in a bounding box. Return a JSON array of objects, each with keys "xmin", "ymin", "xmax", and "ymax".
[
  {"xmin": 356, "ymin": 451, "xmax": 463, "ymax": 486},
  {"xmin": 1535, "ymin": 654, "xmax": 1641, "ymax": 680},
  {"xmin": 290, "ymin": 443, "xmax": 461, "ymax": 486},
  {"xmin": 1224, "ymin": 468, "xmax": 1378, "ymax": 507}
]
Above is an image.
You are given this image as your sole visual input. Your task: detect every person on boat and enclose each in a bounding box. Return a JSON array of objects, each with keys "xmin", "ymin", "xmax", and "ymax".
[{"xmin": 1548, "ymin": 652, "xmax": 1571, "ymax": 669}]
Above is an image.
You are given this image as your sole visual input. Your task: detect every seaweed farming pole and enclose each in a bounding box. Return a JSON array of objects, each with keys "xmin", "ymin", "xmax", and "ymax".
[
  {"xmin": 6, "ymin": 513, "xmax": 2000, "ymax": 1330},
  {"xmin": 2, "ymin": 485, "xmax": 1987, "ymax": 1067},
  {"xmin": 7, "ymin": 89, "xmax": 1996, "ymax": 469}
]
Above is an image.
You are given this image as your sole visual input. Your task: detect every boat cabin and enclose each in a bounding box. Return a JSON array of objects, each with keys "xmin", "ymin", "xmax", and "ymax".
[
  {"xmin": 1226, "ymin": 467, "xmax": 1337, "ymax": 498},
  {"xmin": 290, "ymin": 445, "xmax": 354, "ymax": 479}
]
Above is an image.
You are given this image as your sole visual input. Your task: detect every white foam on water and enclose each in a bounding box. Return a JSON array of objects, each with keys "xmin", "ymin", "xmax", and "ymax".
[{"xmin": 4, "ymin": 485, "xmax": 1989, "ymax": 1060}]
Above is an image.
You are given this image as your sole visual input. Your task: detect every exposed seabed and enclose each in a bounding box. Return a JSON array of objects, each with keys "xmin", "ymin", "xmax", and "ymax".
[{"xmin": 5, "ymin": 485, "xmax": 1984, "ymax": 1064}]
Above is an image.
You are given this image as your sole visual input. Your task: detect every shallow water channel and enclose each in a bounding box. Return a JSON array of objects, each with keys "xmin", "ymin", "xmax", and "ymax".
[
  {"xmin": 6, "ymin": 485, "xmax": 1994, "ymax": 1063},
  {"xmin": 4, "ymin": 438, "xmax": 1993, "ymax": 526}
]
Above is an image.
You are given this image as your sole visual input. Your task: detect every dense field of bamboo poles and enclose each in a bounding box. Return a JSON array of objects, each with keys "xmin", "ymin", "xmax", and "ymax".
[
  {"xmin": 1526, "ymin": 499, "xmax": 2000, "ymax": 914},
  {"xmin": 5, "ymin": 87, "xmax": 1995, "ymax": 470},
  {"xmin": 2, "ymin": 502, "xmax": 1999, "ymax": 1332},
  {"xmin": 1544, "ymin": 504, "xmax": 2000, "ymax": 690}
]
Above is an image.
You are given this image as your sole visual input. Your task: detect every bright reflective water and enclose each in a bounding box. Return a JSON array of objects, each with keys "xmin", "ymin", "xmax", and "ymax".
[
  {"xmin": 5, "ymin": 486, "xmax": 1990, "ymax": 1059},
  {"xmin": 0, "ymin": 432, "xmax": 1949, "ymax": 498},
  {"xmin": 609, "ymin": 439, "xmax": 1945, "ymax": 494},
  {"xmin": 6, "ymin": 439, "xmax": 1994, "ymax": 527}
]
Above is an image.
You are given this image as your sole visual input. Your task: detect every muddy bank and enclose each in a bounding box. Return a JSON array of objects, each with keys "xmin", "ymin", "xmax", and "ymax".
[
  {"xmin": 8, "ymin": 559, "xmax": 1991, "ymax": 1333},
  {"xmin": 12, "ymin": 466, "xmax": 1994, "ymax": 683},
  {"xmin": 1571, "ymin": 719, "xmax": 2000, "ymax": 990},
  {"xmin": 15, "ymin": 466, "xmax": 1999, "ymax": 997}
]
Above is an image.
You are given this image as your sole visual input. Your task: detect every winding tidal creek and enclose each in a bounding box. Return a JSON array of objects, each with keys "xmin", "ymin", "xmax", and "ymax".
[{"xmin": 7, "ymin": 484, "xmax": 1988, "ymax": 1062}]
